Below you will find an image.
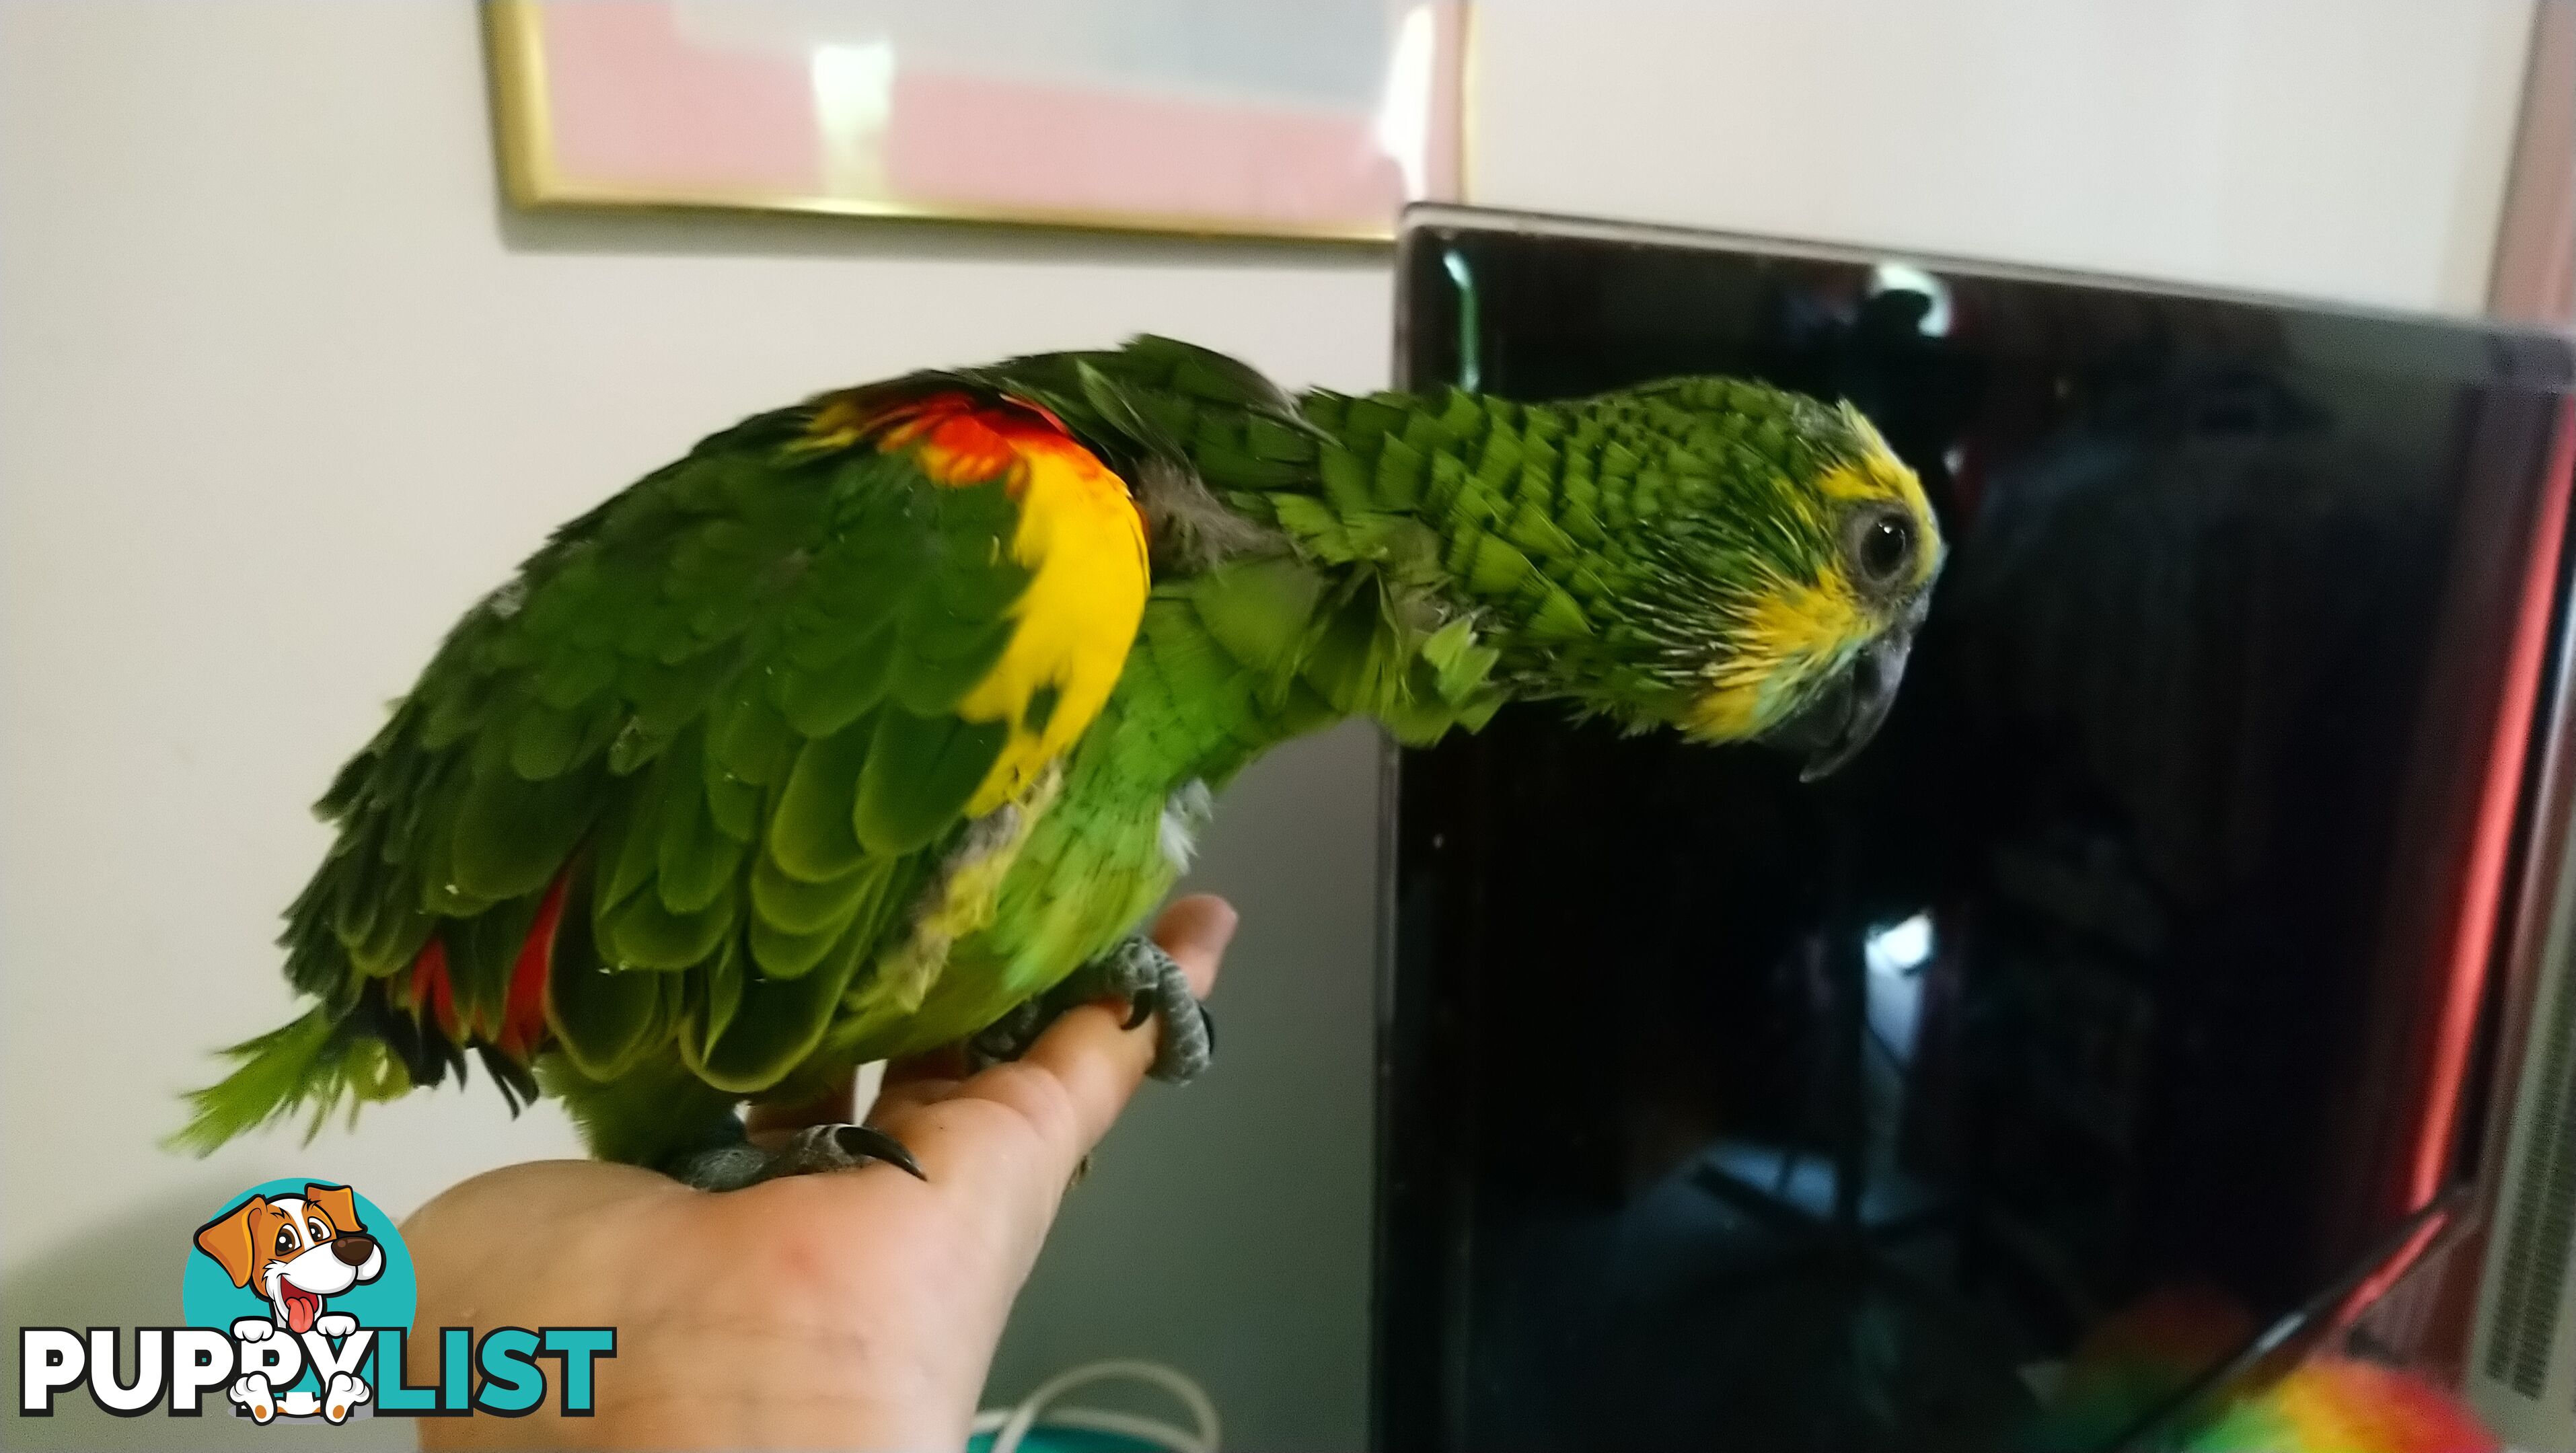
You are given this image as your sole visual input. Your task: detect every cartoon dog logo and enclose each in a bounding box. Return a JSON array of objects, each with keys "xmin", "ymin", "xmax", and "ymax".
[{"xmin": 192, "ymin": 1182, "xmax": 382, "ymax": 1423}]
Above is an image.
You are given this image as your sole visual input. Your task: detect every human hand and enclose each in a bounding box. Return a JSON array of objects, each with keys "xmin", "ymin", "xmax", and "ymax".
[{"xmin": 401, "ymin": 895, "xmax": 1238, "ymax": 1451}]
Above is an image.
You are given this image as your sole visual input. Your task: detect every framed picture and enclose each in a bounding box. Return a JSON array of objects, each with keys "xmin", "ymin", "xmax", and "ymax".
[{"xmin": 484, "ymin": 0, "xmax": 1467, "ymax": 242}]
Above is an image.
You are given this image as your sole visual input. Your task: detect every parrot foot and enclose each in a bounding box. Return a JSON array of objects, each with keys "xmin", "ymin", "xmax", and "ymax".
[
  {"xmin": 665, "ymin": 1122, "xmax": 926, "ymax": 1191},
  {"xmin": 967, "ymin": 999, "xmax": 1048, "ymax": 1072},
  {"xmin": 965, "ymin": 934, "xmax": 1216, "ymax": 1084}
]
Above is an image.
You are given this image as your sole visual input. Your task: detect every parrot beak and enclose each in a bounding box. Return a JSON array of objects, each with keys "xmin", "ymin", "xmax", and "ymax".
[{"xmin": 1765, "ymin": 605, "xmax": 1924, "ymax": 782}]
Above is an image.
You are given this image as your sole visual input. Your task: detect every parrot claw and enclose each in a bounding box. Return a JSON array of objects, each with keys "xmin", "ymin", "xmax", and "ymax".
[
  {"xmin": 665, "ymin": 1121, "xmax": 926, "ymax": 1191},
  {"xmin": 772, "ymin": 1122, "xmax": 926, "ymax": 1181},
  {"xmin": 964, "ymin": 934, "xmax": 1216, "ymax": 1084},
  {"xmin": 966, "ymin": 999, "xmax": 1048, "ymax": 1072}
]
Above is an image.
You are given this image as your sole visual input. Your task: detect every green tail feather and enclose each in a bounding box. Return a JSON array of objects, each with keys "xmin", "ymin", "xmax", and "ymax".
[{"xmin": 168, "ymin": 1007, "xmax": 412, "ymax": 1155}]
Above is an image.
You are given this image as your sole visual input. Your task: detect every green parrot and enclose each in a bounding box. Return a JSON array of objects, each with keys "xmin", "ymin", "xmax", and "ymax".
[{"xmin": 176, "ymin": 336, "xmax": 1944, "ymax": 1187}]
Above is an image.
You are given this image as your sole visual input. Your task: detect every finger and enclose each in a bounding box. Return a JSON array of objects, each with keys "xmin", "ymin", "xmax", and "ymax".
[
  {"xmin": 871, "ymin": 1074, "xmax": 962, "ymax": 1116},
  {"xmin": 743, "ymin": 1072, "xmax": 856, "ymax": 1139},
  {"xmin": 858, "ymin": 897, "xmax": 1235, "ymax": 1196},
  {"xmin": 882, "ymin": 1041, "xmax": 969, "ymax": 1090},
  {"xmin": 1142, "ymin": 894, "xmax": 1232, "ymax": 998},
  {"xmin": 1004, "ymin": 895, "xmax": 1237, "ymax": 1156}
]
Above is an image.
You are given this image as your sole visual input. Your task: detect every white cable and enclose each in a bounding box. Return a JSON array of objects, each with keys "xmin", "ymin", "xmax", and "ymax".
[{"xmin": 973, "ymin": 1359, "xmax": 1220, "ymax": 1453}]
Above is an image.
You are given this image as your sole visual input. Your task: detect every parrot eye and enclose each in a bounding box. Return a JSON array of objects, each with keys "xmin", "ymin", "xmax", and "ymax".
[{"xmin": 1847, "ymin": 507, "xmax": 1916, "ymax": 590}]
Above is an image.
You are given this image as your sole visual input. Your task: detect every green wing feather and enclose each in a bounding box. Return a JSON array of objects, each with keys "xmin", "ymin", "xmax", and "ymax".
[{"xmin": 178, "ymin": 389, "xmax": 1082, "ymax": 1150}]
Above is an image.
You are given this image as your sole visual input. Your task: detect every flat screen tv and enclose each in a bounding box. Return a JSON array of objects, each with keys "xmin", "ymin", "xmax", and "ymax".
[{"xmin": 1374, "ymin": 206, "xmax": 2576, "ymax": 1452}]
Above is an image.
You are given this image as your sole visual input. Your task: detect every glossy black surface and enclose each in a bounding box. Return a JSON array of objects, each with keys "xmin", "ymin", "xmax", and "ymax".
[{"xmin": 1375, "ymin": 214, "xmax": 2576, "ymax": 1452}]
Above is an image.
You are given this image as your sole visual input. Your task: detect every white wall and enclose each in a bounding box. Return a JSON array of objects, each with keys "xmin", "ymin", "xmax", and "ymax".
[
  {"xmin": 0, "ymin": 3, "xmax": 1389, "ymax": 1446},
  {"xmin": 1468, "ymin": 0, "xmax": 2537, "ymax": 313}
]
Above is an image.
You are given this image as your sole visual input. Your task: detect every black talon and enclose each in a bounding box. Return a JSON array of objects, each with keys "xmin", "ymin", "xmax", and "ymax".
[
  {"xmin": 952, "ymin": 933, "xmax": 1216, "ymax": 1084},
  {"xmin": 833, "ymin": 1123, "xmax": 927, "ymax": 1180},
  {"xmin": 669, "ymin": 1119, "xmax": 930, "ymax": 1190},
  {"xmin": 1200, "ymin": 1004, "xmax": 1216, "ymax": 1057}
]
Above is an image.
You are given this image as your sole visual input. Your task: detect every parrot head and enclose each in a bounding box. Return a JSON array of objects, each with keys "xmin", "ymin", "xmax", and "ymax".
[{"xmin": 1507, "ymin": 379, "xmax": 1944, "ymax": 778}]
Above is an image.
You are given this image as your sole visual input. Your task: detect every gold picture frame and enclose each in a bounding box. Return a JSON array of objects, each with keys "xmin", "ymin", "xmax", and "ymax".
[{"xmin": 482, "ymin": 0, "xmax": 1466, "ymax": 244}]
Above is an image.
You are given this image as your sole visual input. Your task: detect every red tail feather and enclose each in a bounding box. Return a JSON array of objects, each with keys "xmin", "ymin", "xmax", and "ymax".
[
  {"xmin": 408, "ymin": 938, "xmax": 459, "ymax": 1041},
  {"xmin": 398, "ymin": 874, "xmax": 566, "ymax": 1057},
  {"xmin": 497, "ymin": 877, "xmax": 566, "ymax": 1057}
]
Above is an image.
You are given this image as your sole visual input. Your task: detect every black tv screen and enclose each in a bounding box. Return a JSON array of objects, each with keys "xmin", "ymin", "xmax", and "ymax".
[{"xmin": 1374, "ymin": 207, "xmax": 2576, "ymax": 1452}]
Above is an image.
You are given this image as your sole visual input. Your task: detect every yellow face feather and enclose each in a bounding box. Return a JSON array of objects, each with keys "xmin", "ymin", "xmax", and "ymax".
[
  {"xmin": 1684, "ymin": 424, "xmax": 1944, "ymax": 742},
  {"xmin": 1813, "ymin": 406, "xmax": 1944, "ymax": 592},
  {"xmin": 1687, "ymin": 570, "xmax": 1874, "ymax": 738}
]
